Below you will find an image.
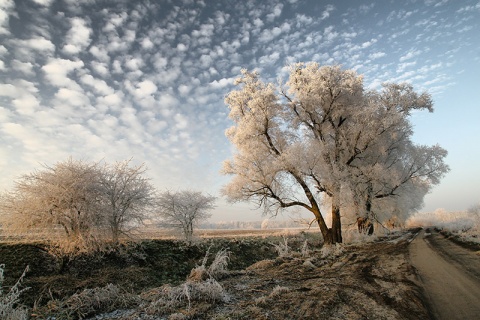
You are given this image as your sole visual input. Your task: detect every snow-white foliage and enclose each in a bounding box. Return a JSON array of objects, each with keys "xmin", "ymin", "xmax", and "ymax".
[
  {"xmin": 207, "ymin": 248, "xmax": 230, "ymax": 279},
  {"xmin": 188, "ymin": 247, "xmax": 230, "ymax": 282},
  {"xmin": 0, "ymin": 265, "xmax": 29, "ymax": 320},
  {"xmin": 61, "ymin": 283, "xmax": 128, "ymax": 318},
  {"xmin": 406, "ymin": 208, "xmax": 475, "ymax": 231},
  {"xmin": 156, "ymin": 190, "xmax": 216, "ymax": 244},
  {"xmin": 222, "ymin": 63, "xmax": 449, "ymax": 243},
  {"xmin": 147, "ymin": 249, "xmax": 230, "ymax": 314},
  {"xmin": 0, "ymin": 158, "xmax": 107, "ymax": 255},
  {"xmin": 343, "ymin": 229, "xmax": 378, "ymax": 244}
]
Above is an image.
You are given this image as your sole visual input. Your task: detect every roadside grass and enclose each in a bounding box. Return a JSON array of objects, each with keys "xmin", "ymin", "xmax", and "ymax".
[{"xmin": 0, "ymin": 229, "xmax": 321, "ymax": 317}]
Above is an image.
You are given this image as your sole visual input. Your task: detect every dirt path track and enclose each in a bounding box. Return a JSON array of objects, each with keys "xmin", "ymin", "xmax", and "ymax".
[{"xmin": 409, "ymin": 229, "xmax": 480, "ymax": 320}]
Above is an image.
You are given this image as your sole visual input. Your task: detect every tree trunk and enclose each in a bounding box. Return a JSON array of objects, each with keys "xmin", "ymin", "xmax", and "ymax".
[
  {"xmin": 111, "ymin": 224, "xmax": 119, "ymax": 244},
  {"xmin": 331, "ymin": 201, "xmax": 342, "ymax": 243},
  {"xmin": 357, "ymin": 217, "xmax": 374, "ymax": 235},
  {"xmin": 357, "ymin": 182, "xmax": 374, "ymax": 235},
  {"xmin": 313, "ymin": 208, "xmax": 333, "ymax": 244}
]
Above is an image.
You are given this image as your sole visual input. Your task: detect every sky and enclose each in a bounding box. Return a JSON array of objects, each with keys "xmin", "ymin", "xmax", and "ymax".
[{"xmin": 0, "ymin": 0, "xmax": 479, "ymax": 222}]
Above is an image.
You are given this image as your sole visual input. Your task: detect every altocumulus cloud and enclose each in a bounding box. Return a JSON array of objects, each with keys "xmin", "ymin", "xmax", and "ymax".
[{"xmin": 0, "ymin": 0, "xmax": 479, "ymax": 216}]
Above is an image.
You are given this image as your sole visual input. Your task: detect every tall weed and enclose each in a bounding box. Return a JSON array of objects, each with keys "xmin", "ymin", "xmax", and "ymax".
[{"xmin": 0, "ymin": 264, "xmax": 29, "ymax": 320}]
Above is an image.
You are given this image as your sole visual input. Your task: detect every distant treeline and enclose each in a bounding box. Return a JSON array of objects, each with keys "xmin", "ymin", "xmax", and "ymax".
[{"xmin": 199, "ymin": 219, "xmax": 306, "ymax": 230}]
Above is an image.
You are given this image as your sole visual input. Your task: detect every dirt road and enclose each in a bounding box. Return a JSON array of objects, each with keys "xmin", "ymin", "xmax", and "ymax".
[{"xmin": 409, "ymin": 229, "xmax": 480, "ymax": 320}]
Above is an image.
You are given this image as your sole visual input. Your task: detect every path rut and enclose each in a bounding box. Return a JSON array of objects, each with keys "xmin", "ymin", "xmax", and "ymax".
[{"xmin": 409, "ymin": 229, "xmax": 480, "ymax": 320}]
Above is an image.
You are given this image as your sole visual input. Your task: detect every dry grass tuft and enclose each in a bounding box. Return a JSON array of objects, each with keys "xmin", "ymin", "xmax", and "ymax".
[
  {"xmin": 143, "ymin": 248, "xmax": 230, "ymax": 317},
  {"xmin": 38, "ymin": 283, "xmax": 139, "ymax": 319}
]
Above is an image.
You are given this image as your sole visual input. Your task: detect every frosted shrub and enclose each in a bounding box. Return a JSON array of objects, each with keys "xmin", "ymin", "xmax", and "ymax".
[
  {"xmin": 65, "ymin": 284, "xmax": 120, "ymax": 317},
  {"xmin": 188, "ymin": 247, "xmax": 230, "ymax": 281},
  {"xmin": 301, "ymin": 239, "xmax": 310, "ymax": 257},
  {"xmin": 147, "ymin": 277, "xmax": 228, "ymax": 314},
  {"xmin": 207, "ymin": 248, "xmax": 230, "ymax": 279},
  {"xmin": 271, "ymin": 236, "xmax": 291, "ymax": 257},
  {"xmin": 147, "ymin": 248, "xmax": 230, "ymax": 315},
  {"xmin": 0, "ymin": 265, "xmax": 29, "ymax": 320}
]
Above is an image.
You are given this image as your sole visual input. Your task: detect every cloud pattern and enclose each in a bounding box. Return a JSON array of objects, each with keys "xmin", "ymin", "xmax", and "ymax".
[{"xmin": 0, "ymin": 0, "xmax": 479, "ymax": 214}]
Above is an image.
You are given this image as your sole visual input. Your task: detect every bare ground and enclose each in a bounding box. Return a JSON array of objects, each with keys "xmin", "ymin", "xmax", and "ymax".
[{"xmin": 409, "ymin": 229, "xmax": 480, "ymax": 320}]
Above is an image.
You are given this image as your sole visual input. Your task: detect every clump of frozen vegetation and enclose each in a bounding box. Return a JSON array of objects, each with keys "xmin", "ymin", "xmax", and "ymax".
[
  {"xmin": 0, "ymin": 265, "xmax": 29, "ymax": 320},
  {"xmin": 48, "ymin": 283, "xmax": 138, "ymax": 319},
  {"xmin": 144, "ymin": 248, "xmax": 230, "ymax": 316},
  {"xmin": 343, "ymin": 228, "xmax": 378, "ymax": 244},
  {"xmin": 271, "ymin": 236, "xmax": 291, "ymax": 257},
  {"xmin": 320, "ymin": 243, "xmax": 344, "ymax": 259},
  {"xmin": 270, "ymin": 237, "xmax": 312, "ymax": 258},
  {"xmin": 188, "ymin": 247, "xmax": 230, "ymax": 281},
  {"xmin": 407, "ymin": 207, "xmax": 480, "ymax": 243},
  {"xmin": 300, "ymin": 239, "xmax": 310, "ymax": 257}
]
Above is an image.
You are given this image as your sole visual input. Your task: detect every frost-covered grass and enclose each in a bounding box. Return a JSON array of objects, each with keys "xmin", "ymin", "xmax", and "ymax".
[
  {"xmin": 406, "ymin": 207, "xmax": 480, "ymax": 244},
  {"xmin": 271, "ymin": 236, "xmax": 291, "ymax": 257},
  {"xmin": 343, "ymin": 228, "xmax": 378, "ymax": 244},
  {"xmin": 144, "ymin": 248, "xmax": 230, "ymax": 316},
  {"xmin": 0, "ymin": 265, "xmax": 29, "ymax": 320}
]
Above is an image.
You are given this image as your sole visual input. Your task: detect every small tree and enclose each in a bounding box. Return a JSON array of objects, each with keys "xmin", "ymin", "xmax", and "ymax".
[
  {"xmin": 0, "ymin": 158, "xmax": 104, "ymax": 254},
  {"xmin": 156, "ymin": 190, "xmax": 216, "ymax": 244},
  {"xmin": 98, "ymin": 160, "xmax": 156, "ymax": 243}
]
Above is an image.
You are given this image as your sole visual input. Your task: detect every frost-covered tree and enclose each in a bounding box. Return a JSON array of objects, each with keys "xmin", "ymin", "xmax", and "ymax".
[
  {"xmin": 156, "ymin": 190, "xmax": 216, "ymax": 244},
  {"xmin": 0, "ymin": 157, "xmax": 158, "ymax": 253},
  {"xmin": 341, "ymin": 84, "xmax": 449, "ymax": 230},
  {"xmin": 222, "ymin": 63, "xmax": 449, "ymax": 244},
  {"xmin": 98, "ymin": 160, "xmax": 156, "ymax": 243},
  {"xmin": 222, "ymin": 68, "xmax": 337, "ymax": 243},
  {"xmin": 0, "ymin": 158, "xmax": 104, "ymax": 253}
]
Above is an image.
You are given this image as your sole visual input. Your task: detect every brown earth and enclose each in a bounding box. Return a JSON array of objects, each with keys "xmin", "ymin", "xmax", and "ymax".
[{"xmin": 409, "ymin": 229, "xmax": 480, "ymax": 320}]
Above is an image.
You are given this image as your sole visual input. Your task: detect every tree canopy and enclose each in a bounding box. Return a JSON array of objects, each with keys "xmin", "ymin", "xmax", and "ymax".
[{"xmin": 222, "ymin": 63, "xmax": 449, "ymax": 244}]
